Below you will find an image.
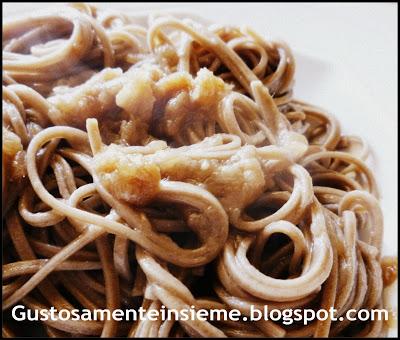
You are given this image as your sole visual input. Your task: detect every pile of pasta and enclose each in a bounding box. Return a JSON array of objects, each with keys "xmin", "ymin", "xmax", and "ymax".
[{"xmin": 2, "ymin": 3, "xmax": 387, "ymax": 337}]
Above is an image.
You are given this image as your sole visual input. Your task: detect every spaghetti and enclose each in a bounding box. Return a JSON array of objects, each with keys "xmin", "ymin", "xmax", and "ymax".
[{"xmin": 2, "ymin": 3, "xmax": 394, "ymax": 337}]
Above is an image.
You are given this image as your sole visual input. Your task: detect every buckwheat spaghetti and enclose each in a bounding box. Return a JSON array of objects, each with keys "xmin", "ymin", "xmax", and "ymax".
[{"xmin": 2, "ymin": 3, "xmax": 394, "ymax": 337}]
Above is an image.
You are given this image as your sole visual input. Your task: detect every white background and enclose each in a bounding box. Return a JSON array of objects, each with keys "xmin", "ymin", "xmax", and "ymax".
[{"xmin": 3, "ymin": 2, "xmax": 398, "ymax": 334}]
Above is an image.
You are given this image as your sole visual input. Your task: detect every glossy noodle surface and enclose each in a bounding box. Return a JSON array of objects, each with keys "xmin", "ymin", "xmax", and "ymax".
[{"xmin": 2, "ymin": 3, "xmax": 394, "ymax": 337}]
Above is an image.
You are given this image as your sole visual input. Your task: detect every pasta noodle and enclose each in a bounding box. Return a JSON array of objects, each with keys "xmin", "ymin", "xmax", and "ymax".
[{"xmin": 2, "ymin": 3, "xmax": 395, "ymax": 337}]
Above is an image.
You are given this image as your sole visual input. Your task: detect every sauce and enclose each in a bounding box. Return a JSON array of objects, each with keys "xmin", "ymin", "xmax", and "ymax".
[
  {"xmin": 381, "ymin": 256, "xmax": 398, "ymax": 287},
  {"xmin": 381, "ymin": 256, "xmax": 398, "ymax": 333}
]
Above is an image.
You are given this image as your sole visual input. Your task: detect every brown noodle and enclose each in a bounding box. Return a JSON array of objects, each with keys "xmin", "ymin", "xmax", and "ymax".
[{"xmin": 2, "ymin": 3, "xmax": 395, "ymax": 337}]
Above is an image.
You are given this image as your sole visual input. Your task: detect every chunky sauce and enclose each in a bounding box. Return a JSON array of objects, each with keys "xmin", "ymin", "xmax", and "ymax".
[{"xmin": 381, "ymin": 256, "xmax": 398, "ymax": 287}]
